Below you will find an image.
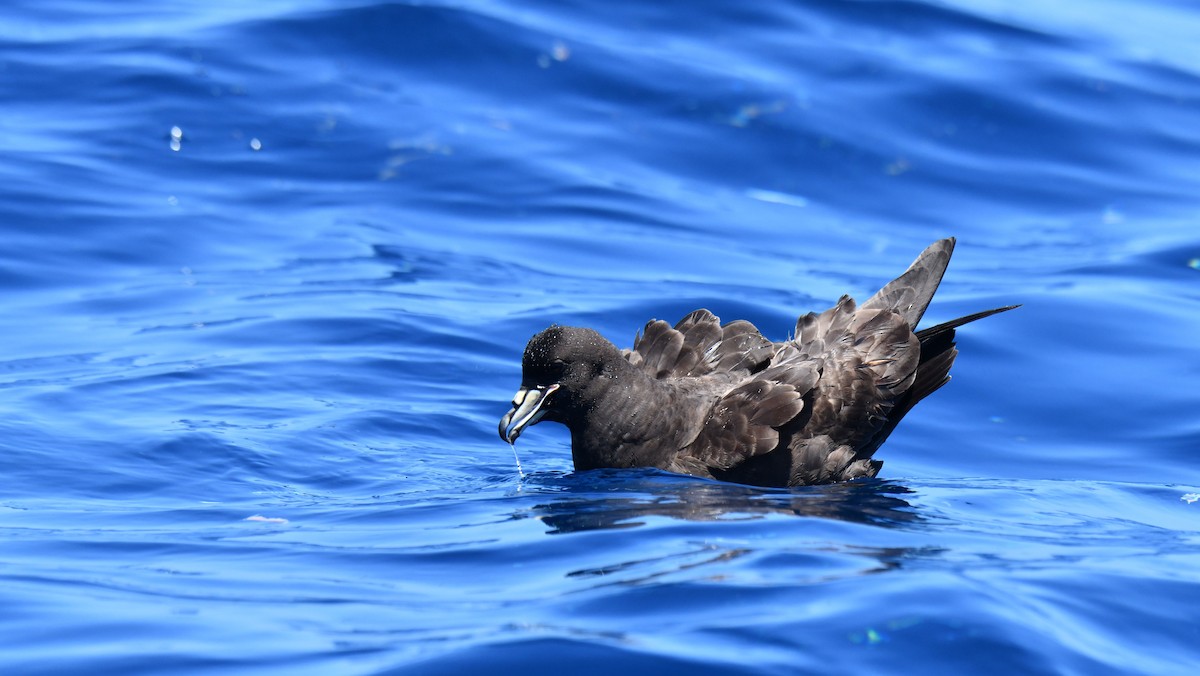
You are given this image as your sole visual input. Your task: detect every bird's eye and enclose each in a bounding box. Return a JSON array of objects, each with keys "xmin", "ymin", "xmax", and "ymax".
[{"xmin": 546, "ymin": 358, "xmax": 567, "ymax": 379}]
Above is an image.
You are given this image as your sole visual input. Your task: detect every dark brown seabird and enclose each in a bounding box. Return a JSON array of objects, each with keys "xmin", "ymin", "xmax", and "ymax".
[{"xmin": 499, "ymin": 238, "xmax": 1016, "ymax": 487}]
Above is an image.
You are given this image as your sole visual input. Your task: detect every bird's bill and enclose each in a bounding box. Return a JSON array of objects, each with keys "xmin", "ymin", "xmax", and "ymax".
[{"xmin": 499, "ymin": 383, "xmax": 560, "ymax": 444}]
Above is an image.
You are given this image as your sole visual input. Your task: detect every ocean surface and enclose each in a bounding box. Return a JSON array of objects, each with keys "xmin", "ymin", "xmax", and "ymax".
[{"xmin": 2, "ymin": 1, "xmax": 1199, "ymax": 673}]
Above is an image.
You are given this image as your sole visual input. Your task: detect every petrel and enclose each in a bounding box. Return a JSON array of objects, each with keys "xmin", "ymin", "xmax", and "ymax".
[{"xmin": 500, "ymin": 238, "xmax": 1015, "ymax": 487}]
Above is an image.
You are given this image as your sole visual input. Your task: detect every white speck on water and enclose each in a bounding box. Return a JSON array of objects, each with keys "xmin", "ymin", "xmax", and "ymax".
[
  {"xmin": 1182, "ymin": 493, "xmax": 1199, "ymax": 504},
  {"xmin": 745, "ymin": 188, "xmax": 808, "ymax": 208},
  {"xmin": 244, "ymin": 515, "xmax": 289, "ymax": 524},
  {"xmin": 249, "ymin": 137, "xmax": 262, "ymax": 151},
  {"xmin": 551, "ymin": 40, "xmax": 570, "ymax": 61}
]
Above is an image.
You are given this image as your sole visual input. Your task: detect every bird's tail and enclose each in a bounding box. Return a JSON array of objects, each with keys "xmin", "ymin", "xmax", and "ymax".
[
  {"xmin": 860, "ymin": 303, "xmax": 1019, "ymax": 458},
  {"xmin": 858, "ymin": 238, "xmax": 1019, "ymax": 457}
]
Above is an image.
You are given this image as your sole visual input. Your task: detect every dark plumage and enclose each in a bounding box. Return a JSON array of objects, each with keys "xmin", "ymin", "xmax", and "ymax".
[{"xmin": 499, "ymin": 238, "xmax": 1016, "ymax": 487}]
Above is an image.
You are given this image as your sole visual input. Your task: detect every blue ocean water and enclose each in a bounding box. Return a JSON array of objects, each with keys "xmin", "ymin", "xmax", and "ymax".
[{"xmin": 2, "ymin": 0, "xmax": 1199, "ymax": 673}]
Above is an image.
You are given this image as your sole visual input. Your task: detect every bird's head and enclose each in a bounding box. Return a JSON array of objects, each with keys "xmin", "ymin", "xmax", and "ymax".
[{"xmin": 499, "ymin": 325, "xmax": 616, "ymax": 444}]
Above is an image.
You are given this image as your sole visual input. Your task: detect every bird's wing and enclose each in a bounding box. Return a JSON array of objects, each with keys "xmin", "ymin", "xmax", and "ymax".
[
  {"xmin": 792, "ymin": 295, "xmax": 920, "ymax": 456},
  {"xmin": 859, "ymin": 237, "xmax": 955, "ymax": 329},
  {"xmin": 623, "ymin": 309, "xmax": 773, "ymax": 379},
  {"xmin": 680, "ymin": 378, "xmax": 806, "ymax": 470},
  {"xmin": 673, "ymin": 353, "xmax": 820, "ymax": 471}
]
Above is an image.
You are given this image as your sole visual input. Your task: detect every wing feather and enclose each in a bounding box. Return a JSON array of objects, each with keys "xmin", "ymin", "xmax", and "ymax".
[
  {"xmin": 626, "ymin": 310, "xmax": 772, "ymax": 379},
  {"xmin": 685, "ymin": 378, "xmax": 804, "ymax": 470}
]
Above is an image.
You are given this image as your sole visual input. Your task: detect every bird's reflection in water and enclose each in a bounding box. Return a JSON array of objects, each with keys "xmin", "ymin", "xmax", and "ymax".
[
  {"xmin": 510, "ymin": 470, "xmax": 927, "ymax": 587},
  {"xmin": 515, "ymin": 468, "xmax": 921, "ymax": 534}
]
